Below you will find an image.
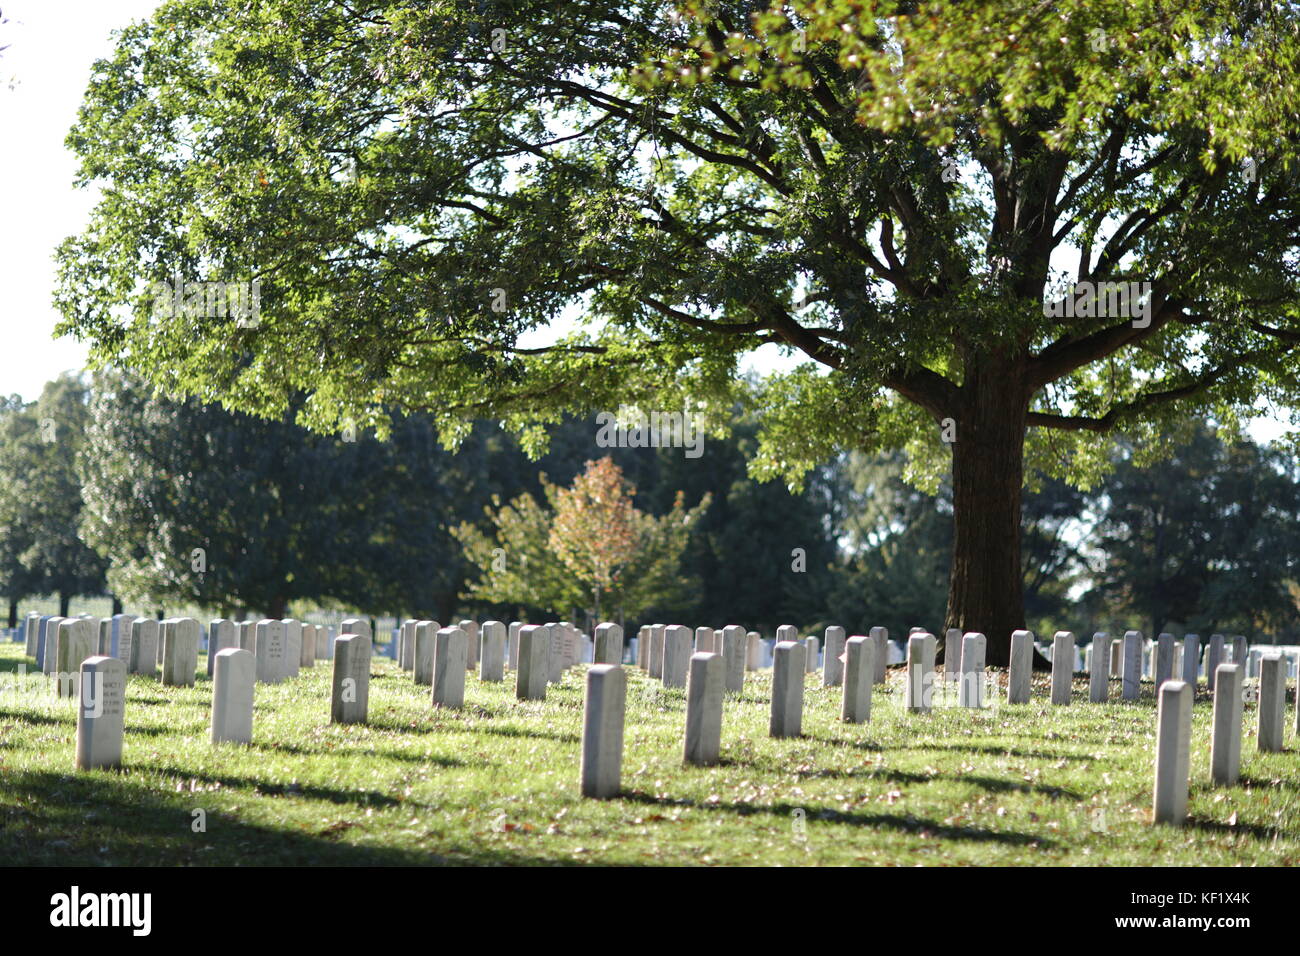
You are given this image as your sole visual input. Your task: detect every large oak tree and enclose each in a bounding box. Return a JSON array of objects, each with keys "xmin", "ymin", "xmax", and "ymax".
[{"xmin": 55, "ymin": 0, "xmax": 1300, "ymax": 661}]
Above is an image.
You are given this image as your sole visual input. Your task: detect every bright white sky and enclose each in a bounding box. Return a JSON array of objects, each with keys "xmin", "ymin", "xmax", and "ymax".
[{"xmin": 0, "ymin": 1, "xmax": 1292, "ymax": 443}]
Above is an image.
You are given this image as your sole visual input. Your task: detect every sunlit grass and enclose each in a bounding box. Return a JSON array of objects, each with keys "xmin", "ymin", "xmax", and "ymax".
[{"xmin": 0, "ymin": 642, "xmax": 1294, "ymax": 865}]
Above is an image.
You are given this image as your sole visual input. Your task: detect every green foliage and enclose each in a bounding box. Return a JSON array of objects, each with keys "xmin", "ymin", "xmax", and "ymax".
[
  {"xmin": 1086, "ymin": 423, "xmax": 1300, "ymax": 640},
  {"xmin": 0, "ymin": 376, "xmax": 108, "ymax": 608},
  {"xmin": 453, "ymin": 456, "xmax": 710, "ymax": 622}
]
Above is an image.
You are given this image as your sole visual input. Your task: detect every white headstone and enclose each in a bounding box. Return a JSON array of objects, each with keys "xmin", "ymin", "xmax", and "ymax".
[
  {"xmin": 869, "ymin": 626, "xmax": 888, "ymax": 684},
  {"xmin": 1089, "ymin": 632, "xmax": 1111, "ymax": 702},
  {"xmin": 580, "ymin": 664, "xmax": 625, "ymax": 798},
  {"xmin": 662, "ymin": 625, "xmax": 691, "ymax": 688},
  {"xmin": 823, "ymin": 626, "xmax": 845, "ymax": 687},
  {"xmin": 75, "ymin": 656, "xmax": 127, "ymax": 770},
  {"xmin": 906, "ymin": 632, "xmax": 937, "ymax": 713},
  {"xmin": 331, "ymin": 632, "xmax": 371, "ymax": 724},
  {"xmin": 1210, "ymin": 663, "xmax": 1243, "ymax": 786},
  {"xmin": 959, "ymin": 632, "xmax": 986, "ymax": 708},
  {"xmin": 1181, "ymin": 634, "xmax": 1200, "ymax": 684},
  {"xmin": 770, "ymin": 641, "xmax": 806, "ymax": 737},
  {"xmin": 776, "ymin": 624, "xmax": 798, "ymax": 644},
  {"xmin": 1051, "ymin": 631, "xmax": 1074, "ymax": 705},
  {"xmin": 1206, "ymin": 635, "xmax": 1225, "ymax": 691},
  {"xmin": 56, "ymin": 619, "xmax": 95, "ymax": 698},
  {"xmin": 803, "ymin": 636, "xmax": 819, "ymax": 673},
  {"xmin": 710, "ymin": 625, "xmax": 740, "ymax": 694},
  {"xmin": 211, "ymin": 648, "xmax": 255, "ymax": 745},
  {"xmin": 508, "ymin": 621, "xmax": 523, "ymax": 670},
  {"xmin": 594, "ymin": 622, "xmax": 623, "ymax": 665},
  {"xmin": 480, "ymin": 620, "xmax": 506, "ymax": 681},
  {"xmin": 206, "ymin": 620, "xmax": 238, "ymax": 677},
  {"xmin": 281, "ymin": 619, "xmax": 302, "ymax": 678},
  {"xmin": 162, "ymin": 618, "xmax": 200, "ymax": 687},
  {"xmin": 944, "ymin": 628, "xmax": 963, "ymax": 681},
  {"xmin": 683, "ymin": 652, "xmax": 724, "ymax": 765},
  {"xmin": 648, "ymin": 624, "xmax": 666, "ymax": 679},
  {"xmin": 414, "ymin": 620, "xmax": 437, "ymax": 685},
  {"xmin": 400, "ymin": 619, "xmax": 418, "ymax": 671},
  {"xmin": 128, "ymin": 618, "xmax": 158, "ymax": 677},
  {"xmin": 1258, "ymin": 653, "xmax": 1286, "ymax": 752},
  {"xmin": 1122, "ymin": 630, "xmax": 1143, "ymax": 701},
  {"xmin": 1152, "ymin": 680, "xmax": 1192, "ymax": 825},
  {"xmin": 516, "ymin": 625, "xmax": 548, "ymax": 700},
  {"xmin": 254, "ymin": 619, "xmax": 286, "ymax": 683},
  {"xmin": 745, "ymin": 631, "xmax": 762, "ymax": 671},
  {"xmin": 1154, "ymin": 633, "xmax": 1175, "ymax": 691},
  {"xmin": 432, "ymin": 626, "xmax": 467, "ymax": 708},
  {"xmin": 841, "ymin": 635, "xmax": 873, "ymax": 724},
  {"xmin": 1008, "ymin": 629, "xmax": 1033, "ymax": 704},
  {"xmin": 694, "ymin": 626, "xmax": 715, "ymax": 654}
]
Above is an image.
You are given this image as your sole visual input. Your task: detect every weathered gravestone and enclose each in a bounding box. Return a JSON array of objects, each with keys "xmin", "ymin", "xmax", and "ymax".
[
  {"xmin": 254, "ymin": 620, "xmax": 287, "ymax": 684},
  {"xmin": 823, "ymin": 625, "xmax": 845, "ymax": 687},
  {"xmin": 517, "ymin": 625, "xmax": 548, "ymax": 701},
  {"xmin": 720, "ymin": 625, "xmax": 746, "ymax": 694},
  {"xmin": 129, "ymin": 618, "xmax": 158, "ymax": 678},
  {"xmin": 508, "ymin": 621, "xmax": 522, "ymax": 670},
  {"xmin": 907, "ymin": 632, "xmax": 937, "ymax": 713},
  {"xmin": 662, "ymin": 625, "xmax": 691, "ymax": 688},
  {"xmin": 594, "ymin": 622, "xmax": 623, "ymax": 666},
  {"xmin": 458, "ymin": 620, "xmax": 479, "ymax": 670},
  {"xmin": 211, "ymin": 648, "xmax": 255, "ymax": 745},
  {"xmin": 1210, "ymin": 663, "xmax": 1243, "ymax": 786},
  {"xmin": 414, "ymin": 620, "xmax": 437, "ymax": 685},
  {"xmin": 683, "ymin": 652, "xmax": 724, "ymax": 766},
  {"xmin": 299, "ymin": 622, "xmax": 316, "ymax": 668},
  {"xmin": 1008, "ymin": 629, "xmax": 1033, "ymax": 704},
  {"xmin": 1258, "ymin": 654, "xmax": 1286, "ymax": 752},
  {"xmin": 480, "ymin": 620, "xmax": 506, "ymax": 681},
  {"xmin": 580, "ymin": 664, "xmax": 626, "ymax": 798},
  {"xmin": 694, "ymin": 626, "xmax": 715, "ymax": 654},
  {"xmin": 331, "ymin": 633, "xmax": 372, "ymax": 724},
  {"xmin": 648, "ymin": 624, "xmax": 666, "ymax": 679},
  {"xmin": 1090, "ymin": 633, "xmax": 1111, "ymax": 703},
  {"xmin": 75, "ymin": 656, "xmax": 127, "ymax": 771},
  {"xmin": 1206, "ymin": 634, "xmax": 1225, "ymax": 692},
  {"xmin": 162, "ymin": 618, "xmax": 200, "ymax": 687},
  {"xmin": 206, "ymin": 620, "xmax": 238, "ymax": 677},
  {"xmin": 547, "ymin": 622, "xmax": 565, "ymax": 684},
  {"xmin": 770, "ymin": 640, "xmax": 806, "ymax": 738},
  {"xmin": 803, "ymin": 636, "xmax": 819, "ymax": 673},
  {"xmin": 238, "ymin": 620, "xmax": 254, "ymax": 651},
  {"xmin": 41, "ymin": 616, "xmax": 65, "ymax": 674},
  {"xmin": 1051, "ymin": 631, "xmax": 1074, "ymax": 705},
  {"xmin": 776, "ymin": 624, "xmax": 798, "ymax": 644},
  {"xmin": 340, "ymin": 618, "xmax": 372, "ymax": 640},
  {"xmin": 1154, "ymin": 633, "xmax": 1176, "ymax": 692},
  {"xmin": 1181, "ymin": 634, "xmax": 1200, "ymax": 685},
  {"xmin": 1152, "ymin": 680, "xmax": 1193, "ymax": 825},
  {"xmin": 400, "ymin": 619, "xmax": 418, "ymax": 671},
  {"xmin": 869, "ymin": 626, "xmax": 888, "ymax": 684},
  {"xmin": 432, "ymin": 626, "xmax": 468, "ymax": 708},
  {"xmin": 96, "ymin": 618, "xmax": 111, "ymax": 656},
  {"xmin": 842, "ymin": 635, "xmax": 873, "ymax": 724},
  {"xmin": 1122, "ymin": 631, "xmax": 1143, "ymax": 700},
  {"xmin": 960, "ymin": 632, "xmax": 987, "ymax": 708},
  {"xmin": 24, "ymin": 611, "xmax": 39, "ymax": 658},
  {"xmin": 745, "ymin": 631, "xmax": 762, "ymax": 671},
  {"xmin": 944, "ymin": 628, "xmax": 963, "ymax": 682},
  {"xmin": 56, "ymin": 619, "xmax": 96, "ymax": 698},
  {"xmin": 281, "ymin": 619, "xmax": 302, "ymax": 678}
]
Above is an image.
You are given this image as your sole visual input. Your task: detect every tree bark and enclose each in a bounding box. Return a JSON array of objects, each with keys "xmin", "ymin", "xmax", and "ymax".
[
  {"xmin": 59, "ymin": 592, "xmax": 71, "ymax": 617},
  {"xmin": 7, "ymin": 598, "xmax": 16, "ymax": 629},
  {"xmin": 943, "ymin": 357, "xmax": 1030, "ymax": 667}
]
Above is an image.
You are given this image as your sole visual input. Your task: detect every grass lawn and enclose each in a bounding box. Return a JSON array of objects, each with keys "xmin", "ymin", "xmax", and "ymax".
[{"xmin": 0, "ymin": 641, "xmax": 1295, "ymax": 865}]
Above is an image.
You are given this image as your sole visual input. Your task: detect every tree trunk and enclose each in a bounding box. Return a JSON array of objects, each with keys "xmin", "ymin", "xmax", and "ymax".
[
  {"xmin": 7, "ymin": 597, "xmax": 16, "ymax": 629},
  {"xmin": 943, "ymin": 359, "xmax": 1030, "ymax": 667},
  {"xmin": 267, "ymin": 595, "xmax": 287, "ymax": 620},
  {"xmin": 59, "ymin": 592, "xmax": 71, "ymax": 617},
  {"xmin": 112, "ymin": 595, "xmax": 123, "ymax": 616}
]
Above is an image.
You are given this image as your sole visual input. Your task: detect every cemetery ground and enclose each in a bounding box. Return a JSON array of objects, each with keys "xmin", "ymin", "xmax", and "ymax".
[{"xmin": 0, "ymin": 642, "xmax": 1295, "ymax": 866}]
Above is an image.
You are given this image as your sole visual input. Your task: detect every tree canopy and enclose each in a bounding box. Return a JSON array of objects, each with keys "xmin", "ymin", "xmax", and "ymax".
[{"xmin": 52, "ymin": 0, "xmax": 1300, "ymax": 658}]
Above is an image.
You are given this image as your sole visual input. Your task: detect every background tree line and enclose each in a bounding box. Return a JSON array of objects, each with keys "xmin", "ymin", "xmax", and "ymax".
[{"xmin": 0, "ymin": 369, "xmax": 1297, "ymax": 644}]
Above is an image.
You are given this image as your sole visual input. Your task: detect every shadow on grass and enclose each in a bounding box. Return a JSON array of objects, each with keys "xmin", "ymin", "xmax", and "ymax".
[
  {"xmin": 475, "ymin": 724, "xmax": 580, "ymax": 745},
  {"xmin": 905, "ymin": 742, "xmax": 1096, "ymax": 763},
  {"xmin": 254, "ymin": 741, "xmax": 466, "ymax": 768},
  {"xmin": 0, "ymin": 769, "xmax": 565, "ymax": 865},
  {"xmin": 789, "ymin": 764, "xmax": 1079, "ymax": 800},
  {"xmin": 1184, "ymin": 815, "xmax": 1285, "ymax": 841},
  {"xmin": 618, "ymin": 791, "xmax": 1054, "ymax": 847}
]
